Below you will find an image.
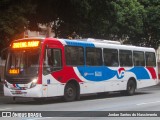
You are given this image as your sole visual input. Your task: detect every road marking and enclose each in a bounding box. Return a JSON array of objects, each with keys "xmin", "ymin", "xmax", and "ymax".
[
  {"xmin": 25, "ymin": 117, "xmax": 53, "ymax": 120},
  {"xmin": 136, "ymin": 101, "xmax": 160, "ymax": 106},
  {"xmin": 0, "ymin": 108, "xmax": 12, "ymax": 110}
]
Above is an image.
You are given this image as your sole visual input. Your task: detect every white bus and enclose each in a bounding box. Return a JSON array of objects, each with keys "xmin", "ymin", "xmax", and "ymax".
[{"xmin": 3, "ymin": 38, "xmax": 159, "ymax": 101}]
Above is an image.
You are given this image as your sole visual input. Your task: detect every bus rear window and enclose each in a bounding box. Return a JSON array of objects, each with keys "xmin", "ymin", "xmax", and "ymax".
[{"xmin": 145, "ymin": 52, "xmax": 156, "ymax": 67}]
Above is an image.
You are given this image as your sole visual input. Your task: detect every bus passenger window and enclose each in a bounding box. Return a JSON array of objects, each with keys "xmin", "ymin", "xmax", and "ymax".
[
  {"xmin": 103, "ymin": 48, "xmax": 118, "ymax": 67},
  {"xmin": 65, "ymin": 46, "xmax": 84, "ymax": 66},
  {"xmin": 86, "ymin": 48, "xmax": 102, "ymax": 66},
  {"xmin": 119, "ymin": 50, "xmax": 133, "ymax": 67},
  {"xmin": 133, "ymin": 51, "xmax": 145, "ymax": 66}
]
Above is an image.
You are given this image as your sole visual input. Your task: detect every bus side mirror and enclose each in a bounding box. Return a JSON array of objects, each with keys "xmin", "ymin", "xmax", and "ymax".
[{"xmin": 1, "ymin": 48, "xmax": 8, "ymax": 60}]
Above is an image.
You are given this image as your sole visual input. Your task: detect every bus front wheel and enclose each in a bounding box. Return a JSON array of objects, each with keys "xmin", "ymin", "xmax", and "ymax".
[{"xmin": 64, "ymin": 83, "xmax": 76, "ymax": 102}]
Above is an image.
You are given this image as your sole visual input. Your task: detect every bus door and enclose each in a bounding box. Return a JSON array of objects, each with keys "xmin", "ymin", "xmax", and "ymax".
[{"xmin": 42, "ymin": 46, "xmax": 63, "ymax": 97}]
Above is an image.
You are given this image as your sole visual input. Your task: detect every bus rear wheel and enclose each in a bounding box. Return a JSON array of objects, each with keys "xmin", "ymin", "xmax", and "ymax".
[
  {"xmin": 121, "ymin": 80, "xmax": 136, "ymax": 96},
  {"xmin": 64, "ymin": 83, "xmax": 76, "ymax": 102},
  {"xmin": 126, "ymin": 80, "xmax": 136, "ymax": 95}
]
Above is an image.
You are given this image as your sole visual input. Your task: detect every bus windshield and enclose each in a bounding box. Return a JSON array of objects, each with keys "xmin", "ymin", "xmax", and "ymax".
[{"xmin": 6, "ymin": 49, "xmax": 40, "ymax": 77}]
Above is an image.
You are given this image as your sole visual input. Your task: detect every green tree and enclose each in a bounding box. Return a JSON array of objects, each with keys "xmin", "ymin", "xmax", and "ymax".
[
  {"xmin": 111, "ymin": 0, "xmax": 144, "ymax": 40},
  {"xmin": 28, "ymin": 0, "xmax": 81, "ymax": 38},
  {"xmin": 117, "ymin": 0, "xmax": 160, "ymax": 49},
  {"xmin": 0, "ymin": 0, "xmax": 159, "ymax": 51},
  {"xmin": 138, "ymin": 0, "xmax": 160, "ymax": 49},
  {"xmin": 0, "ymin": 0, "xmax": 34, "ymax": 52}
]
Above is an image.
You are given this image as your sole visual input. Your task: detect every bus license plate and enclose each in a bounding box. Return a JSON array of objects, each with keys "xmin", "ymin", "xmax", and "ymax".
[{"xmin": 11, "ymin": 91, "xmax": 27, "ymax": 95}]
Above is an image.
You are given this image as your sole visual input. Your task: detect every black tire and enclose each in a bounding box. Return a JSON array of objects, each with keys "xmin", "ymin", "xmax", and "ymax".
[
  {"xmin": 64, "ymin": 83, "xmax": 76, "ymax": 102},
  {"xmin": 126, "ymin": 80, "xmax": 136, "ymax": 96}
]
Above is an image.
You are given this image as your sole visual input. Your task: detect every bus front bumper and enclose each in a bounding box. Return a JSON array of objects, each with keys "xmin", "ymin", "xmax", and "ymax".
[{"xmin": 3, "ymin": 84, "xmax": 43, "ymax": 98}]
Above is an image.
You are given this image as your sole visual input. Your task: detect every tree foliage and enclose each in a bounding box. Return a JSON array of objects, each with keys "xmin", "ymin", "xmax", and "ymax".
[
  {"xmin": 0, "ymin": 0, "xmax": 160, "ymax": 51},
  {"xmin": 139, "ymin": 0, "xmax": 160, "ymax": 49},
  {"xmin": 0, "ymin": 0, "xmax": 34, "ymax": 52}
]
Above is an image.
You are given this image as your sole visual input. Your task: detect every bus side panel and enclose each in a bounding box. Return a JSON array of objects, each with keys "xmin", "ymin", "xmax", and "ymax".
[
  {"xmin": 75, "ymin": 66, "xmax": 134, "ymax": 93},
  {"xmin": 42, "ymin": 74, "xmax": 65, "ymax": 97},
  {"xmin": 80, "ymin": 82, "xmax": 105, "ymax": 94},
  {"xmin": 103, "ymin": 68, "xmax": 137, "ymax": 92},
  {"xmin": 133, "ymin": 67, "xmax": 158, "ymax": 89}
]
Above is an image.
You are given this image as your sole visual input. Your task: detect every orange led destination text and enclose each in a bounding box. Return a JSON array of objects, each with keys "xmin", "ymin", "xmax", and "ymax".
[
  {"xmin": 9, "ymin": 69, "xmax": 20, "ymax": 74},
  {"xmin": 12, "ymin": 41, "xmax": 40, "ymax": 48}
]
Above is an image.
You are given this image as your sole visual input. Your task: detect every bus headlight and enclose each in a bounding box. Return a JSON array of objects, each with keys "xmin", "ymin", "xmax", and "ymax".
[
  {"xmin": 4, "ymin": 80, "xmax": 8, "ymax": 88},
  {"xmin": 30, "ymin": 78, "xmax": 38, "ymax": 88}
]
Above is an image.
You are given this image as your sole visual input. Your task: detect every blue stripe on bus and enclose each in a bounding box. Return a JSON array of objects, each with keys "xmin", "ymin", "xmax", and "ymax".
[
  {"xmin": 77, "ymin": 66, "xmax": 150, "ymax": 82},
  {"xmin": 77, "ymin": 66, "xmax": 117, "ymax": 81},
  {"xmin": 129, "ymin": 67, "xmax": 150, "ymax": 80},
  {"xmin": 65, "ymin": 40, "xmax": 95, "ymax": 47}
]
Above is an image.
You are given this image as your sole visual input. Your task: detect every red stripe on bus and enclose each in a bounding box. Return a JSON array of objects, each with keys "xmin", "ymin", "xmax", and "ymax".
[{"xmin": 146, "ymin": 67, "xmax": 157, "ymax": 79}]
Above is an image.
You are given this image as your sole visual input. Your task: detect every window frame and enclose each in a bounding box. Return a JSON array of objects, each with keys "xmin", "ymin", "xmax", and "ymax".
[
  {"xmin": 103, "ymin": 48, "xmax": 119, "ymax": 67},
  {"xmin": 65, "ymin": 46, "xmax": 85, "ymax": 66},
  {"xmin": 145, "ymin": 52, "xmax": 156, "ymax": 67},
  {"xmin": 43, "ymin": 48, "xmax": 62, "ymax": 75},
  {"xmin": 119, "ymin": 50, "xmax": 133, "ymax": 67},
  {"xmin": 133, "ymin": 51, "xmax": 145, "ymax": 67},
  {"xmin": 86, "ymin": 47, "xmax": 103, "ymax": 66}
]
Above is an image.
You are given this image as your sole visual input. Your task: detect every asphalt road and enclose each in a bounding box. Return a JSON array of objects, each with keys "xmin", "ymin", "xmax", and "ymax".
[{"xmin": 0, "ymin": 84, "xmax": 160, "ymax": 120}]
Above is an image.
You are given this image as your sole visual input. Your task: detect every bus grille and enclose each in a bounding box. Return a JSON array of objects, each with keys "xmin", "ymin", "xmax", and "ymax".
[{"xmin": 6, "ymin": 78, "xmax": 32, "ymax": 84}]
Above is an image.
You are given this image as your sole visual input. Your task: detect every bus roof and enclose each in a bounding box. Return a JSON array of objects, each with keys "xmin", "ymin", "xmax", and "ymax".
[
  {"xmin": 59, "ymin": 38, "xmax": 155, "ymax": 52},
  {"xmin": 72, "ymin": 38, "xmax": 121, "ymax": 45},
  {"xmin": 11, "ymin": 37, "xmax": 155, "ymax": 52}
]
